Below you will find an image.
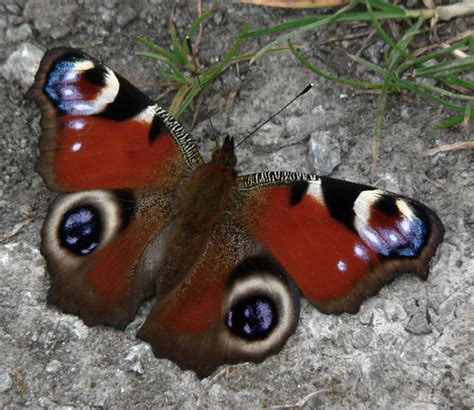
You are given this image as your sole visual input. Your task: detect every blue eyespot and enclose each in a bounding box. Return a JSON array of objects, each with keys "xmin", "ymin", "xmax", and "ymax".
[
  {"xmin": 395, "ymin": 216, "xmax": 426, "ymax": 257},
  {"xmin": 226, "ymin": 296, "xmax": 277, "ymax": 340},
  {"xmin": 59, "ymin": 206, "xmax": 102, "ymax": 256},
  {"xmin": 45, "ymin": 60, "xmax": 76, "ymax": 104},
  {"xmin": 359, "ymin": 214, "xmax": 427, "ymax": 258},
  {"xmin": 44, "ymin": 59, "xmax": 97, "ymax": 115}
]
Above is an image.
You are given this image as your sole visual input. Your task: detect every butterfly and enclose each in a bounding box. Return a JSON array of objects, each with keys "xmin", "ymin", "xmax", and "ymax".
[{"xmin": 27, "ymin": 47, "xmax": 444, "ymax": 379}]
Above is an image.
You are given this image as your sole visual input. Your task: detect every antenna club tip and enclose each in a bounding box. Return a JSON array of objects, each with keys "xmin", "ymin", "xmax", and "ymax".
[{"xmin": 301, "ymin": 83, "xmax": 313, "ymax": 94}]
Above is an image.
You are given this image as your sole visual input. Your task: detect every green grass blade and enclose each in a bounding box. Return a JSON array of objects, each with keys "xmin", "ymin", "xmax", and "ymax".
[
  {"xmin": 368, "ymin": 0, "xmax": 406, "ymax": 14},
  {"xmin": 414, "ymin": 80, "xmax": 474, "ymax": 101},
  {"xmin": 203, "ymin": 25, "xmax": 247, "ymax": 83},
  {"xmin": 432, "ymin": 113, "xmax": 466, "ymax": 129},
  {"xmin": 249, "ymin": 0, "xmax": 359, "ymax": 63},
  {"xmin": 289, "ymin": 41, "xmax": 383, "ymax": 89},
  {"xmin": 136, "ymin": 35, "xmax": 182, "ymax": 64},
  {"xmin": 242, "ymin": 15, "xmax": 326, "ymax": 38},
  {"xmin": 186, "ymin": 9, "xmax": 214, "ymax": 37},
  {"xmin": 351, "ymin": 54, "xmax": 466, "ymax": 111},
  {"xmin": 170, "ymin": 24, "xmax": 187, "ymax": 65},
  {"xmin": 230, "ymin": 46, "xmax": 290, "ymax": 64},
  {"xmin": 242, "ymin": 9, "xmax": 426, "ymax": 39},
  {"xmin": 395, "ymin": 36, "xmax": 471, "ymax": 74},
  {"xmin": 157, "ymin": 68, "xmax": 186, "ymax": 84},
  {"xmin": 415, "ymin": 56, "xmax": 474, "ymax": 78},
  {"xmin": 175, "ymin": 82, "xmax": 202, "ymax": 118},
  {"xmin": 136, "ymin": 51, "xmax": 186, "ymax": 80},
  {"xmin": 371, "ymin": 78, "xmax": 391, "ymax": 173},
  {"xmin": 442, "ymin": 76, "xmax": 474, "ymax": 91},
  {"xmin": 169, "ymin": 84, "xmax": 192, "ymax": 117},
  {"xmin": 366, "ymin": 0, "xmax": 416, "ymax": 67}
]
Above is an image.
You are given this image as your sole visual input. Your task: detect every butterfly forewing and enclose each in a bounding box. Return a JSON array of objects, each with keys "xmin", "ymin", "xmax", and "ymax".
[
  {"xmin": 27, "ymin": 47, "xmax": 202, "ymax": 191},
  {"xmin": 237, "ymin": 172, "xmax": 444, "ymax": 314}
]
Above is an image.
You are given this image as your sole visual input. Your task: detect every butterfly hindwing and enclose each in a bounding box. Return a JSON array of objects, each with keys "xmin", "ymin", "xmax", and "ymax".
[
  {"xmin": 237, "ymin": 172, "xmax": 444, "ymax": 314},
  {"xmin": 27, "ymin": 47, "xmax": 202, "ymax": 191},
  {"xmin": 138, "ymin": 208, "xmax": 300, "ymax": 378},
  {"xmin": 42, "ymin": 188, "xmax": 181, "ymax": 328}
]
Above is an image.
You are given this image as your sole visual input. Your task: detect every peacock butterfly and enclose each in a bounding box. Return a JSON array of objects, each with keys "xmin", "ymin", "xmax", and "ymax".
[{"xmin": 27, "ymin": 47, "xmax": 444, "ymax": 378}]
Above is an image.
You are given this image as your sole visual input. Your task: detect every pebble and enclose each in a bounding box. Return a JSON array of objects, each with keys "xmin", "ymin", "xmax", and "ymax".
[
  {"xmin": 308, "ymin": 131, "xmax": 341, "ymax": 175},
  {"xmin": 0, "ymin": 373, "xmax": 13, "ymax": 393},
  {"xmin": 117, "ymin": 6, "xmax": 137, "ymax": 28},
  {"xmin": 0, "ymin": 43, "xmax": 44, "ymax": 90},
  {"xmin": 405, "ymin": 312, "xmax": 432, "ymax": 335},
  {"xmin": 24, "ymin": 0, "xmax": 77, "ymax": 39},
  {"xmin": 5, "ymin": 23, "xmax": 32, "ymax": 42},
  {"xmin": 46, "ymin": 360, "xmax": 62, "ymax": 373}
]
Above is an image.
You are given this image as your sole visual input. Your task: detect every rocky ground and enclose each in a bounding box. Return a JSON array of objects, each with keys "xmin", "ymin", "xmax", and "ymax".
[{"xmin": 1, "ymin": 0, "xmax": 472, "ymax": 408}]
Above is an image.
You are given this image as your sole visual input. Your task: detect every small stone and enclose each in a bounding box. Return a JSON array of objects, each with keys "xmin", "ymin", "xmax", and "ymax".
[
  {"xmin": 405, "ymin": 312, "xmax": 432, "ymax": 335},
  {"xmin": 6, "ymin": 4, "xmax": 21, "ymax": 15},
  {"xmin": 1, "ymin": 43, "xmax": 44, "ymax": 90},
  {"xmin": 401, "ymin": 107, "xmax": 410, "ymax": 121},
  {"xmin": 358, "ymin": 310, "xmax": 374, "ymax": 325},
  {"xmin": 5, "ymin": 23, "xmax": 32, "ymax": 42},
  {"xmin": 308, "ymin": 131, "xmax": 341, "ymax": 175},
  {"xmin": 352, "ymin": 329, "xmax": 373, "ymax": 349},
  {"xmin": 0, "ymin": 373, "xmax": 13, "ymax": 393},
  {"xmin": 126, "ymin": 343, "xmax": 150, "ymax": 361},
  {"xmin": 104, "ymin": 0, "xmax": 119, "ymax": 8},
  {"xmin": 24, "ymin": 0, "xmax": 77, "ymax": 39},
  {"xmin": 46, "ymin": 359, "xmax": 61, "ymax": 373},
  {"xmin": 365, "ymin": 40, "xmax": 385, "ymax": 65},
  {"xmin": 130, "ymin": 362, "xmax": 144, "ymax": 375},
  {"xmin": 427, "ymin": 163, "xmax": 448, "ymax": 180},
  {"xmin": 117, "ymin": 6, "xmax": 137, "ymax": 28}
]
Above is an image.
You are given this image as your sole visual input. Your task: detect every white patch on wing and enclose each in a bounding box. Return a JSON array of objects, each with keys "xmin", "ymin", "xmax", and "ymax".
[
  {"xmin": 66, "ymin": 118, "xmax": 86, "ymax": 130},
  {"xmin": 337, "ymin": 260, "xmax": 347, "ymax": 272},
  {"xmin": 353, "ymin": 189, "xmax": 384, "ymax": 224},
  {"xmin": 396, "ymin": 198, "xmax": 415, "ymax": 221},
  {"xmin": 93, "ymin": 67, "xmax": 120, "ymax": 110},
  {"xmin": 306, "ymin": 180, "xmax": 324, "ymax": 204},
  {"xmin": 354, "ymin": 242, "xmax": 370, "ymax": 261},
  {"xmin": 354, "ymin": 189, "xmax": 393, "ymax": 256},
  {"xmin": 134, "ymin": 105, "xmax": 155, "ymax": 124},
  {"xmin": 72, "ymin": 60, "xmax": 95, "ymax": 72}
]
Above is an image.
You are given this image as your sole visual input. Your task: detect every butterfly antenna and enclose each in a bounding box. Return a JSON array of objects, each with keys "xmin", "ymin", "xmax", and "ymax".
[
  {"xmin": 186, "ymin": 36, "xmax": 218, "ymax": 133},
  {"xmin": 235, "ymin": 83, "xmax": 313, "ymax": 149}
]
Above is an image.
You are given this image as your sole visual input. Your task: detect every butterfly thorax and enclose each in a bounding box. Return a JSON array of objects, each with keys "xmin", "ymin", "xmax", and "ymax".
[{"xmin": 156, "ymin": 136, "xmax": 237, "ymax": 294}]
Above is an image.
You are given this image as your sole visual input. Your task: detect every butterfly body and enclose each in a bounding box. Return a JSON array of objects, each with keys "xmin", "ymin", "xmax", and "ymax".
[
  {"xmin": 155, "ymin": 136, "xmax": 237, "ymax": 294},
  {"xmin": 28, "ymin": 47, "xmax": 444, "ymax": 378}
]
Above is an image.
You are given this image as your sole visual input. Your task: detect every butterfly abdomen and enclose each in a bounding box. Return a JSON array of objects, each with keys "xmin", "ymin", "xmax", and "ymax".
[{"xmin": 156, "ymin": 146, "xmax": 238, "ymax": 294}]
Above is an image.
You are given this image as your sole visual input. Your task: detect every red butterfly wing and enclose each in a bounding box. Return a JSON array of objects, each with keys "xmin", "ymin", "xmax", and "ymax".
[
  {"xmin": 27, "ymin": 47, "xmax": 202, "ymax": 191},
  {"xmin": 238, "ymin": 172, "xmax": 444, "ymax": 314}
]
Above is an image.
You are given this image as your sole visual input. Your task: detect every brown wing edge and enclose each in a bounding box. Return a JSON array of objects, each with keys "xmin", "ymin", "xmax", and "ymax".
[{"xmin": 26, "ymin": 48, "xmax": 89, "ymax": 191}]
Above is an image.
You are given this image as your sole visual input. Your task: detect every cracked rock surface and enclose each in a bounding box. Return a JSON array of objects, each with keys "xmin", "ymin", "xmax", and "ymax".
[{"xmin": 1, "ymin": 0, "xmax": 472, "ymax": 407}]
